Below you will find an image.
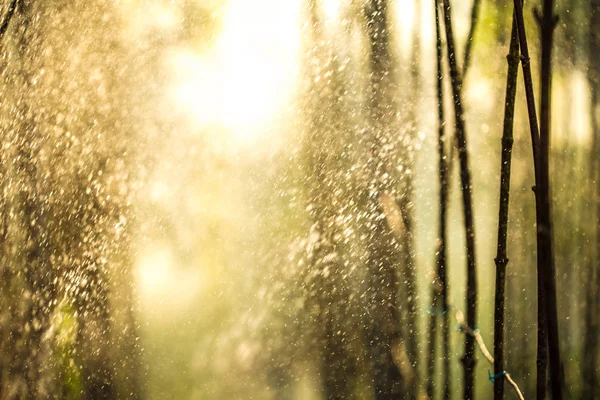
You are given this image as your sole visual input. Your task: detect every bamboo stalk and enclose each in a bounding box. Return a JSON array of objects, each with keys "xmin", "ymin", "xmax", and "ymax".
[
  {"xmin": 493, "ymin": 11, "xmax": 520, "ymax": 400},
  {"xmin": 440, "ymin": 1, "xmax": 478, "ymax": 398},
  {"xmin": 510, "ymin": 2, "xmax": 546, "ymax": 397},
  {"xmin": 428, "ymin": 0, "xmax": 481, "ymax": 394},
  {"xmin": 511, "ymin": 0, "xmax": 566, "ymax": 398},
  {"xmin": 534, "ymin": 1, "xmax": 563, "ymax": 397},
  {"xmin": 425, "ymin": 1, "xmax": 451, "ymax": 398},
  {"xmin": 445, "ymin": 0, "xmax": 482, "ymax": 194},
  {"xmin": 462, "ymin": 0, "xmax": 482, "ymax": 79}
]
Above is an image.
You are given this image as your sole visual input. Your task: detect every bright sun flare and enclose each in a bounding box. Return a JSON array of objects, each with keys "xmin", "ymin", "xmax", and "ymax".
[
  {"xmin": 171, "ymin": 0, "xmax": 302, "ymax": 143},
  {"xmin": 169, "ymin": 0, "xmax": 426, "ymax": 144}
]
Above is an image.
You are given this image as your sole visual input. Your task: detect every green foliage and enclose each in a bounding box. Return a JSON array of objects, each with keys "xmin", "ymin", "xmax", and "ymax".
[{"xmin": 52, "ymin": 303, "xmax": 83, "ymax": 400}]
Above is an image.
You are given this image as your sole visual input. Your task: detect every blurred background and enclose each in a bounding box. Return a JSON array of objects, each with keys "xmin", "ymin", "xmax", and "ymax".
[{"xmin": 0, "ymin": 0, "xmax": 598, "ymax": 399}]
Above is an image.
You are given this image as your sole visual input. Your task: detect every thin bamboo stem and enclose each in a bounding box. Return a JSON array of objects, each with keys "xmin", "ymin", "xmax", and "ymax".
[
  {"xmin": 462, "ymin": 0, "xmax": 482, "ymax": 79},
  {"xmin": 493, "ymin": 10, "xmax": 520, "ymax": 400},
  {"xmin": 426, "ymin": 1, "xmax": 451, "ymax": 398},
  {"xmin": 440, "ymin": 1, "xmax": 478, "ymax": 398},
  {"xmin": 534, "ymin": 1, "xmax": 563, "ymax": 397},
  {"xmin": 444, "ymin": 0, "xmax": 482, "ymax": 195},
  {"xmin": 510, "ymin": 2, "xmax": 548, "ymax": 397}
]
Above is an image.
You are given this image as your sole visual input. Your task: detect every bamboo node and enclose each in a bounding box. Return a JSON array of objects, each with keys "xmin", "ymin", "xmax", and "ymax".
[{"xmin": 506, "ymin": 53, "xmax": 520, "ymax": 65}]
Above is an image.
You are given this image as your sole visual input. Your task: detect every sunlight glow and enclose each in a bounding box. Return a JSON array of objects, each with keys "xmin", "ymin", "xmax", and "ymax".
[
  {"xmin": 394, "ymin": 0, "xmax": 416, "ymax": 52},
  {"xmin": 136, "ymin": 247, "xmax": 203, "ymax": 315},
  {"xmin": 567, "ymin": 71, "xmax": 591, "ymax": 144},
  {"xmin": 322, "ymin": 0, "xmax": 341, "ymax": 21},
  {"xmin": 171, "ymin": 0, "xmax": 302, "ymax": 144},
  {"xmin": 466, "ymin": 78, "xmax": 494, "ymax": 112}
]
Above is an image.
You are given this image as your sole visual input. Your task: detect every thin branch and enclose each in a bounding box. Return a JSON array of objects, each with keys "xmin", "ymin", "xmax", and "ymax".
[
  {"xmin": 494, "ymin": 9, "xmax": 520, "ymax": 400},
  {"xmin": 505, "ymin": 375, "xmax": 525, "ymax": 400},
  {"xmin": 457, "ymin": 311, "xmax": 493, "ymax": 364},
  {"xmin": 456, "ymin": 311, "xmax": 526, "ymax": 400}
]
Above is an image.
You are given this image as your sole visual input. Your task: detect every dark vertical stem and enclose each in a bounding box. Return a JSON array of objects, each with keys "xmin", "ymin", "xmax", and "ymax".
[
  {"xmin": 440, "ymin": 1, "xmax": 478, "ymax": 398},
  {"xmin": 425, "ymin": 4, "xmax": 441, "ymax": 396},
  {"xmin": 426, "ymin": 1, "xmax": 450, "ymax": 399},
  {"xmin": 512, "ymin": 0, "xmax": 565, "ymax": 398},
  {"xmin": 512, "ymin": 2, "xmax": 547, "ymax": 398},
  {"xmin": 445, "ymin": 0, "xmax": 482, "ymax": 195},
  {"xmin": 441, "ymin": 306, "xmax": 450, "ymax": 400},
  {"xmin": 462, "ymin": 0, "xmax": 482, "ymax": 79},
  {"xmin": 437, "ymin": 3, "xmax": 451, "ymax": 395},
  {"xmin": 398, "ymin": 192, "xmax": 419, "ymax": 399},
  {"xmin": 0, "ymin": 0, "xmax": 17, "ymax": 38},
  {"xmin": 403, "ymin": 1, "xmax": 421, "ymax": 396},
  {"xmin": 512, "ymin": 0, "xmax": 540, "ymax": 152},
  {"xmin": 535, "ymin": 0, "xmax": 563, "ymax": 398},
  {"xmin": 426, "ymin": 308, "xmax": 438, "ymax": 400},
  {"xmin": 493, "ymin": 12, "xmax": 520, "ymax": 400}
]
